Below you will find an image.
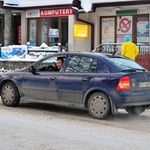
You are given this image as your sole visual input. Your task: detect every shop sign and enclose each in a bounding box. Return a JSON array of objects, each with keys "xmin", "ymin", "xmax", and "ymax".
[
  {"xmin": 40, "ymin": 8, "xmax": 74, "ymax": 17},
  {"xmin": 26, "ymin": 9, "xmax": 40, "ymax": 18},
  {"xmin": 74, "ymin": 24, "xmax": 88, "ymax": 38}
]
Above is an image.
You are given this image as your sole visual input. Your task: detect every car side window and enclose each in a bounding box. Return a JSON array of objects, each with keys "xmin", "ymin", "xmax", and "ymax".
[
  {"xmin": 65, "ymin": 56, "xmax": 97, "ymax": 73},
  {"xmin": 35, "ymin": 57, "xmax": 57, "ymax": 72},
  {"xmin": 97, "ymin": 60, "xmax": 111, "ymax": 73}
]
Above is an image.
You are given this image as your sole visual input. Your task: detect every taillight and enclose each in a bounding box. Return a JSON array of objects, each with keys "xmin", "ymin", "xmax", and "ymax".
[{"xmin": 117, "ymin": 76, "xmax": 130, "ymax": 90}]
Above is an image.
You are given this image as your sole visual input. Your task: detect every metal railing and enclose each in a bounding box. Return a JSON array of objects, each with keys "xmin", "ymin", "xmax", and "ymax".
[
  {"xmin": 92, "ymin": 43, "xmax": 150, "ymax": 70},
  {"xmin": 93, "ymin": 43, "xmax": 150, "ymax": 54}
]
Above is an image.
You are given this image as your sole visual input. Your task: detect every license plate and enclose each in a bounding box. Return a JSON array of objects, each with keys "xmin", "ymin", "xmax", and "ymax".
[{"xmin": 139, "ymin": 82, "xmax": 150, "ymax": 87}]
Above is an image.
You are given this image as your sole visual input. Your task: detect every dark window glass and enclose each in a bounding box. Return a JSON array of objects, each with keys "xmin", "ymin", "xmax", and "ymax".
[
  {"xmin": 65, "ymin": 56, "xmax": 97, "ymax": 73},
  {"xmin": 109, "ymin": 57, "xmax": 144, "ymax": 70},
  {"xmin": 35, "ymin": 57, "xmax": 57, "ymax": 72},
  {"xmin": 98, "ymin": 60, "xmax": 111, "ymax": 73}
]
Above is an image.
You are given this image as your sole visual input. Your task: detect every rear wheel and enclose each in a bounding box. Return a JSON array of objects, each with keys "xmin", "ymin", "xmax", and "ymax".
[
  {"xmin": 125, "ymin": 106, "xmax": 146, "ymax": 115},
  {"xmin": 1, "ymin": 82, "xmax": 20, "ymax": 107},
  {"xmin": 87, "ymin": 92, "xmax": 111, "ymax": 119}
]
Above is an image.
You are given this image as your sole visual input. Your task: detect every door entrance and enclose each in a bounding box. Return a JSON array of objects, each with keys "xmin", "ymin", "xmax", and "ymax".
[{"xmin": 12, "ymin": 15, "xmax": 21, "ymax": 45}]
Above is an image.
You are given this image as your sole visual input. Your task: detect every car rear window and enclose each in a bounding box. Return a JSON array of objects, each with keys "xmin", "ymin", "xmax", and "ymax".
[{"xmin": 108, "ymin": 57, "xmax": 145, "ymax": 71}]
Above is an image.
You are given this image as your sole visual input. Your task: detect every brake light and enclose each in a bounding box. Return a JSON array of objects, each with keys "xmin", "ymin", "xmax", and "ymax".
[{"xmin": 117, "ymin": 76, "xmax": 130, "ymax": 90}]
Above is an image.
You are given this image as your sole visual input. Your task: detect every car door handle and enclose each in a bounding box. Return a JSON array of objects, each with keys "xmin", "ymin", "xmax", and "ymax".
[
  {"xmin": 50, "ymin": 77, "xmax": 56, "ymax": 80},
  {"xmin": 82, "ymin": 78, "xmax": 88, "ymax": 81}
]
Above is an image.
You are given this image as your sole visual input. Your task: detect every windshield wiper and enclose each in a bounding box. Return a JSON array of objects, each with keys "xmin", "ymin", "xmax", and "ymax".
[{"xmin": 121, "ymin": 68, "xmax": 146, "ymax": 72}]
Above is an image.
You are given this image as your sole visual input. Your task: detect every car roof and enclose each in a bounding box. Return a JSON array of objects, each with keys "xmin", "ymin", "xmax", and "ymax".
[
  {"xmin": 38, "ymin": 52, "xmax": 126, "ymax": 64},
  {"xmin": 54, "ymin": 51, "xmax": 124, "ymax": 59},
  {"xmin": 52, "ymin": 52, "xmax": 123, "ymax": 57}
]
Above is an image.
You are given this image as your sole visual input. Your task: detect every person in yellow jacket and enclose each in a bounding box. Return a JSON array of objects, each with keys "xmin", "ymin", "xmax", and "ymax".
[{"xmin": 121, "ymin": 35, "xmax": 139, "ymax": 60}]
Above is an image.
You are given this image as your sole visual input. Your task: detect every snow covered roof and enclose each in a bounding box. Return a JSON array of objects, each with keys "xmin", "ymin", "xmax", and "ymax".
[
  {"xmin": 3, "ymin": 0, "xmax": 142, "ymax": 7},
  {"xmin": 3, "ymin": 0, "xmax": 73, "ymax": 7},
  {"xmin": 3, "ymin": 0, "xmax": 148, "ymax": 12}
]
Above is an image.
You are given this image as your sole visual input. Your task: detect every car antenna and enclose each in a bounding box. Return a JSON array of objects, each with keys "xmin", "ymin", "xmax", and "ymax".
[{"xmin": 112, "ymin": 47, "xmax": 118, "ymax": 55}]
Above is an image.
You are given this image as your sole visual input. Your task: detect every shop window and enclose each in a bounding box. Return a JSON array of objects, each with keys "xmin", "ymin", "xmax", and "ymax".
[
  {"xmin": 100, "ymin": 14, "xmax": 149, "ymax": 48},
  {"xmin": 28, "ymin": 17, "xmax": 68, "ymax": 47},
  {"xmin": 40, "ymin": 18, "xmax": 48, "ymax": 44},
  {"xmin": 136, "ymin": 15, "xmax": 149, "ymax": 46},
  {"xmin": 101, "ymin": 17, "xmax": 115, "ymax": 44},
  {"xmin": 29, "ymin": 19, "xmax": 37, "ymax": 46}
]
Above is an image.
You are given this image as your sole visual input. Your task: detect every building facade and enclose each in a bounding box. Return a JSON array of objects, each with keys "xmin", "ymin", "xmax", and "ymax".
[
  {"xmin": 1, "ymin": 0, "xmax": 150, "ymax": 52},
  {"xmin": 0, "ymin": 1, "xmax": 21, "ymax": 46}
]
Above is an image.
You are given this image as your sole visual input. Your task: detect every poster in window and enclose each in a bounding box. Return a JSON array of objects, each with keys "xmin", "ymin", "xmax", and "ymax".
[
  {"xmin": 49, "ymin": 28, "xmax": 59, "ymax": 38},
  {"xmin": 117, "ymin": 16, "xmax": 132, "ymax": 43},
  {"xmin": 101, "ymin": 18, "xmax": 115, "ymax": 43},
  {"xmin": 137, "ymin": 16, "xmax": 149, "ymax": 45}
]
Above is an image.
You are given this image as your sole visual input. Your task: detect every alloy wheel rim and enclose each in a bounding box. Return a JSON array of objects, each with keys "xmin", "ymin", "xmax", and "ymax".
[
  {"xmin": 90, "ymin": 95, "xmax": 107, "ymax": 115},
  {"xmin": 2, "ymin": 85, "xmax": 14, "ymax": 103}
]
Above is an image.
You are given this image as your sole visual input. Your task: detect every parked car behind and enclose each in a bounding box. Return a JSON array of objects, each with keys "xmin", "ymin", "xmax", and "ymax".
[{"xmin": 0, "ymin": 52, "xmax": 150, "ymax": 119}]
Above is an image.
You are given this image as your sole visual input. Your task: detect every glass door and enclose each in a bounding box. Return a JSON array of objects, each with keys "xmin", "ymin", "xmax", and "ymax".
[
  {"xmin": 61, "ymin": 18, "xmax": 68, "ymax": 50},
  {"xmin": 49, "ymin": 18, "xmax": 59, "ymax": 46}
]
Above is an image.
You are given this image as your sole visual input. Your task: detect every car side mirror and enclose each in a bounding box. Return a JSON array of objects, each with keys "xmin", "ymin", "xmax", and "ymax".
[{"xmin": 29, "ymin": 66, "xmax": 36, "ymax": 73}]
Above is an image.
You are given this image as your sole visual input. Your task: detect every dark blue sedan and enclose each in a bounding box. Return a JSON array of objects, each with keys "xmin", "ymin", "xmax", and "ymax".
[{"xmin": 0, "ymin": 52, "xmax": 150, "ymax": 119}]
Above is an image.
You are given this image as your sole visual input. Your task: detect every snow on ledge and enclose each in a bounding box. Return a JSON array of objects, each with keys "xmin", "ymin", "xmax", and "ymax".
[{"xmin": 3, "ymin": 0, "xmax": 137, "ymax": 12}]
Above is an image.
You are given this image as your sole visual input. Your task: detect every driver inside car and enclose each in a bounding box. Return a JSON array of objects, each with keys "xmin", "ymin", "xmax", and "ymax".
[
  {"xmin": 47, "ymin": 57, "xmax": 64, "ymax": 71},
  {"xmin": 55, "ymin": 57, "xmax": 64, "ymax": 71}
]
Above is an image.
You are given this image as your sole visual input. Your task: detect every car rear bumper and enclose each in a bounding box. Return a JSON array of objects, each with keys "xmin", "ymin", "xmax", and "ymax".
[{"xmin": 111, "ymin": 91, "xmax": 150, "ymax": 109}]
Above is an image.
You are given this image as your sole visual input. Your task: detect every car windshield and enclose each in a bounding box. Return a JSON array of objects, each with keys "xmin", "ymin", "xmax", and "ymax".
[{"xmin": 108, "ymin": 57, "xmax": 146, "ymax": 72}]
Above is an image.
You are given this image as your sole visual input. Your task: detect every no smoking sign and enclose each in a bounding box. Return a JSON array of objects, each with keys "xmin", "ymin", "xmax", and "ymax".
[{"xmin": 118, "ymin": 18, "xmax": 131, "ymax": 33}]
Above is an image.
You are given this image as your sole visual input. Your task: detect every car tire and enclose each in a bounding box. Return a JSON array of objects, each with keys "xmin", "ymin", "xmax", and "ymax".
[
  {"xmin": 1, "ymin": 82, "xmax": 20, "ymax": 107},
  {"xmin": 125, "ymin": 106, "xmax": 146, "ymax": 115},
  {"xmin": 87, "ymin": 92, "xmax": 111, "ymax": 119}
]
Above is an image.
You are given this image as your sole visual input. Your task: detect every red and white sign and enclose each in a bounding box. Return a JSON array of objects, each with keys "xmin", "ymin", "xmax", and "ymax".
[
  {"xmin": 117, "ymin": 16, "xmax": 132, "ymax": 34},
  {"xmin": 117, "ymin": 16, "xmax": 132, "ymax": 43},
  {"xmin": 40, "ymin": 8, "xmax": 74, "ymax": 17},
  {"xmin": 119, "ymin": 18, "xmax": 131, "ymax": 33}
]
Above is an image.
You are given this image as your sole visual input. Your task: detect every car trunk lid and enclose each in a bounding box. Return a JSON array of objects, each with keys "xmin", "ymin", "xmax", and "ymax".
[{"xmin": 129, "ymin": 72, "xmax": 150, "ymax": 92}]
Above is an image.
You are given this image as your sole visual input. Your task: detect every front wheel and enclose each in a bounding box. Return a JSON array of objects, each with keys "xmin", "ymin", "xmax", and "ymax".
[
  {"xmin": 125, "ymin": 106, "xmax": 146, "ymax": 115},
  {"xmin": 1, "ymin": 82, "xmax": 20, "ymax": 107},
  {"xmin": 87, "ymin": 92, "xmax": 111, "ymax": 119}
]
